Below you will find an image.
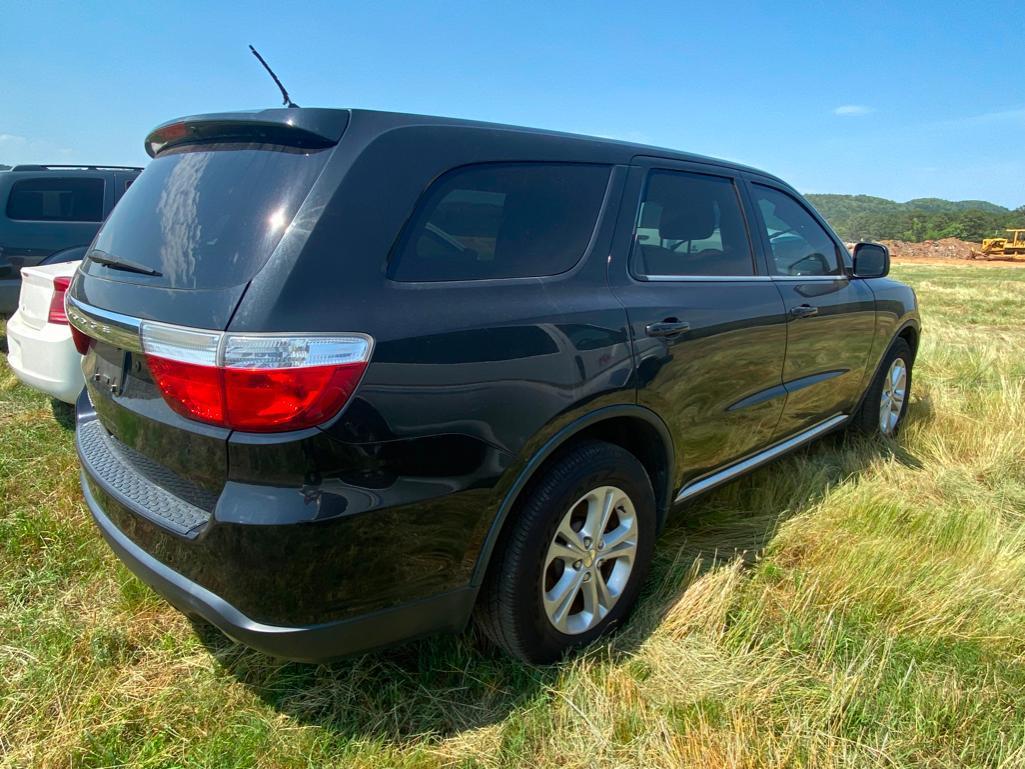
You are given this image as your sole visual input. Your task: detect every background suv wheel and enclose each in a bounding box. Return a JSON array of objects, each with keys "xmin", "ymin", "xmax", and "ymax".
[{"xmin": 475, "ymin": 441, "xmax": 656, "ymax": 664}]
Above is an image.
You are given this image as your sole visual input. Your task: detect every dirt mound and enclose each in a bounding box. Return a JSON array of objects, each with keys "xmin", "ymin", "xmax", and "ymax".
[
  {"xmin": 878, "ymin": 238, "xmax": 980, "ymax": 260},
  {"xmin": 842, "ymin": 237, "xmax": 1025, "ymax": 268}
]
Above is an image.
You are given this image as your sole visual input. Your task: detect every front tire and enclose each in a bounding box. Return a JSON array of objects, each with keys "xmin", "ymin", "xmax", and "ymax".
[
  {"xmin": 475, "ymin": 441, "xmax": 656, "ymax": 663},
  {"xmin": 853, "ymin": 338, "xmax": 913, "ymax": 437}
]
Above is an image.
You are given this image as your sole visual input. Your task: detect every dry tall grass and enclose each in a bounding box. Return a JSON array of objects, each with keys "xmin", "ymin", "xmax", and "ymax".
[{"xmin": 2, "ymin": 263, "xmax": 1024, "ymax": 768}]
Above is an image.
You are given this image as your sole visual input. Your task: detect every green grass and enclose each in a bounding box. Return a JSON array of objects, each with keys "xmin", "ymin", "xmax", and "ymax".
[{"xmin": 3, "ymin": 263, "xmax": 1025, "ymax": 768}]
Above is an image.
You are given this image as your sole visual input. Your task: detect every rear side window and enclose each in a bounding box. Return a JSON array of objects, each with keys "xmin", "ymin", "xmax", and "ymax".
[
  {"xmin": 389, "ymin": 163, "xmax": 610, "ymax": 282},
  {"xmin": 6, "ymin": 177, "xmax": 105, "ymax": 222},
  {"xmin": 632, "ymin": 170, "xmax": 754, "ymax": 277}
]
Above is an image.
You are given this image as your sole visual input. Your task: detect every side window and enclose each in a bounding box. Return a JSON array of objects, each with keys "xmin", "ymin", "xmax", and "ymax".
[
  {"xmin": 751, "ymin": 185, "xmax": 842, "ymax": 277},
  {"xmin": 6, "ymin": 177, "xmax": 105, "ymax": 222},
  {"xmin": 632, "ymin": 170, "xmax": 754, "ymax": 277},
  {"xmin": 389, "ymin": 163, "xmax": 610, "ymax": 282}
]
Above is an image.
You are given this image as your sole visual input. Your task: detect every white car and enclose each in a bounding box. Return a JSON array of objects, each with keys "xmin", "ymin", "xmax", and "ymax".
[{"xmin": 6, "ymin": 260, "xmax": 83, "ymax": 404}]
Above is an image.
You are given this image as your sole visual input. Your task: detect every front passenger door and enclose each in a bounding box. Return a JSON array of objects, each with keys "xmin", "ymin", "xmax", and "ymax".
[{"xmin": 746, "ymin": 181, "xmax": 876, "ymax": 436}]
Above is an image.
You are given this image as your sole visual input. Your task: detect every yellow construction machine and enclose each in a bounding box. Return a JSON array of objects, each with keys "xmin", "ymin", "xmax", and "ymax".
[{"xmin": 977, "ymin": 229, "xmax": 1025, "ymax": 260}]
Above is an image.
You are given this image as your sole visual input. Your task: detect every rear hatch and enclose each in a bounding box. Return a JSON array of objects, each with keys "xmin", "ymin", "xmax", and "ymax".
[
  {"xmin": 68, "ymin": 109, "xmax": 348, "ymax": 498},
  {"xmin": 17, "ymin": 261, "xmax": 79, "ymax": 330}
]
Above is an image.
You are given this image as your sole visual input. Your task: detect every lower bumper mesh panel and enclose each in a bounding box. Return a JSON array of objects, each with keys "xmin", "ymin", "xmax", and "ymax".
[{"xmin": 76, "ymin": 419, "xmax": 214, "ymax": 538}]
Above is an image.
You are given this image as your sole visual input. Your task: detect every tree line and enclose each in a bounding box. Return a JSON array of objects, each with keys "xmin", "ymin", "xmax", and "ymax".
[{"xmin": 805, "ymin": 194, "xmax": 1025, "ymax": 243}]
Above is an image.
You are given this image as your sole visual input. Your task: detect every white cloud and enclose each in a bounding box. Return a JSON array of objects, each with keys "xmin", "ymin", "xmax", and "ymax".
[{"xmin": 833, "ymin": 105, "xmax": 874, "ymax": 117}]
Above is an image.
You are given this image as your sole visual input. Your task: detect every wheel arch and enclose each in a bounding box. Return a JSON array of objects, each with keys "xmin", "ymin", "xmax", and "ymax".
[
  {"xmin": 853, "ymin": 319, "xmax": 920, "ymax": 418},
  {"xmin": 896, "ymin": 321, "xmax": 920, "ymax": 362},
  {"xmin": 470, "ymin": 405, "xmax": 674, "ymax": 586}
]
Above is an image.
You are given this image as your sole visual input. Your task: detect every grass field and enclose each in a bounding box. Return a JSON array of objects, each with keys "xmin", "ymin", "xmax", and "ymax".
[{"xmin": 3, "ymin": 263, "xmax": 1025, "ymax": 768}]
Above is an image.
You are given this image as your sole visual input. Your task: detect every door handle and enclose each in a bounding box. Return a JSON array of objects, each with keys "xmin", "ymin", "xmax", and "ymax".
[
  {"xmin": 645, "ymin": 319, "xmax": 690, "ymax": 338},
  {"xmin": 789, "ymin": 304, "xmax": 819, "ymax": 319}
]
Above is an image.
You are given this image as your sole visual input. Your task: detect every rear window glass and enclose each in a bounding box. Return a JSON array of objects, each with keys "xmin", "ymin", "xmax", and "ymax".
[
  {"xmin": 87, "ymin": 144, "xmax": 330, "ymax": 289},
  {"xmin": 389, "ymin": 163, "xmax": 610, "ymax": 282},
  {"xmin": 7, "ymin": 177, "xmax": 104, "ymax": 222}
]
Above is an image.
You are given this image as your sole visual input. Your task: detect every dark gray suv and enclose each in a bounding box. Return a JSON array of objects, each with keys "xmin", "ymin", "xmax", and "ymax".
[
  {"xmin": 0, "ymin": 165, "xmax": 141, "ymax": 314},
  {"xmin": 67, "ymin": 108, "xmax": 920, "ymax": 663}
]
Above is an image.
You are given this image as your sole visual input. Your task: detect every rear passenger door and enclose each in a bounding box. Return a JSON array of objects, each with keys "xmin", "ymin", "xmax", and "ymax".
[
  {"xmin": 744, "ymin": 179, "xmax": 876, "ymax": 435},
  {"xmin": 609, "ymin": 159, "xmax": 789, "ymax": 488}
]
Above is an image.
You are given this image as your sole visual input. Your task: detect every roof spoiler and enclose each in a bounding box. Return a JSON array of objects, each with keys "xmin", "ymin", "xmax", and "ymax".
[{"xmin": 145, "ymin": 108, "xmax": 350, "ymax": 157}]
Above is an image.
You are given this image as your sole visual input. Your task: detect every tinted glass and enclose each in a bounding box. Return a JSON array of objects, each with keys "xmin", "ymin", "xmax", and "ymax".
[
  {"xmin": 88, "ymin": 144, "xmax": 330, "ymax": 289},
  {"xmin": 632, "ymin": 170, "xmax": 753, "ymax": 277},
  {"xmin": 6, "ymin": 177, "xmax": 104, "ymax": 222},
  {"xmin": 752, "ymin": 185, "xmax": 842, "ymax": 276},
  {"xmin": 389, "ymin": 163, "xmax": 610, "ymax": 281}
]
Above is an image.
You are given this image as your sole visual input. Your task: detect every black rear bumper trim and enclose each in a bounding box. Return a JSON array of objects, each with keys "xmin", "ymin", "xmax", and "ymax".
[
  {"xmin": 82, "ymin": 474, "xmax": 476, "ymax": 662},
  {"xmin": 77, "ymin": 419, "xmax": 212, "ymax": 538}
]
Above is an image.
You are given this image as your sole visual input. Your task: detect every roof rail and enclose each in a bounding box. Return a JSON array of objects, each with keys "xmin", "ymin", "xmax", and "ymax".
[{"xmin": 9, "ymin": 164, "xmax": 144, "ymax": 172}]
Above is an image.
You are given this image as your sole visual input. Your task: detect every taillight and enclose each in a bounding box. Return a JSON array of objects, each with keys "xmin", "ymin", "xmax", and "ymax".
[
  {"xmin": 71, "ymin": 326, "xmax": 92, "ymax": 355},
  {"xmin": 64, "ymin": 294, "xmax": 92, "ymax": 354},
  {"xmin": 140, "ymin": 322, "xmax": 372, "ymax": 432},
  {"xmin": 48, "ymin": 276, "xmax": 72, "ymax": 324}
]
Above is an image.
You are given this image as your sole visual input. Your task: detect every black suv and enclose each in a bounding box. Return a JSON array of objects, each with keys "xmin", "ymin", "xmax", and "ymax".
[
  {"xmin": 0, "ymin": 164, "xmax": 142, "ymax": 314},
  {"xmin": 67, "ymin": 108, "xmax": 919, "ymax": 663}
]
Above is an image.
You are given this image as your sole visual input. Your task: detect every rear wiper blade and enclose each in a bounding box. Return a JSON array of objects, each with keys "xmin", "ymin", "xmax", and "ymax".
[{"xmin": 88, "ymin": 251, "xmax": 162, "ymax": 277}]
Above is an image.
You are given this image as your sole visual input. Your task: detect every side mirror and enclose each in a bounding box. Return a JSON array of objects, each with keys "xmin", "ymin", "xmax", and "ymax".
[{"xmin": 852, "ymin": 241, "xmax": 890, "ymax": 278}]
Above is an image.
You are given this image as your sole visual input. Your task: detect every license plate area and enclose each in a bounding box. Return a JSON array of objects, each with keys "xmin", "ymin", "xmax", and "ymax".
[{"xmin": 87, "ymin": 343, "xmax": 128, "ymax": 397}]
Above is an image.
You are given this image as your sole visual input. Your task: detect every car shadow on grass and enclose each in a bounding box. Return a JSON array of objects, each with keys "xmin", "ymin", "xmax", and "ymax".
[
  {"xmin": 194, "ymin": 415, "xmax": 923, "ymax": 744},
  {"xmin": 51, "ymin": 398, "xmax": 76, "ymax": 430}
]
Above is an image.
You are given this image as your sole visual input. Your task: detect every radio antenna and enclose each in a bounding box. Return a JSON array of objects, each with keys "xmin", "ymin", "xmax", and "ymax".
[{"xmin": 249, "ymin": 44, "xmax": 299, "ymax": 108}]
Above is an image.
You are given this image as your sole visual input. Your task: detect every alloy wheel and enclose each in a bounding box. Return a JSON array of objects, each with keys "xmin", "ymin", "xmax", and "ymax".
[
  {"xmin": 541, "ymin": 485, "xmax": 638, "ymax": 635},
  {"xmin": 879, "ymin": 357, "xmax": 908, "ymax": 435}
]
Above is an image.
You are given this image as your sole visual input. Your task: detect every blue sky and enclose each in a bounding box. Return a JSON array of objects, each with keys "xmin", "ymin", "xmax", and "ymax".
[{"xmin": 2, "ymin": 0, "xmax": 1023, "ymax": 207}]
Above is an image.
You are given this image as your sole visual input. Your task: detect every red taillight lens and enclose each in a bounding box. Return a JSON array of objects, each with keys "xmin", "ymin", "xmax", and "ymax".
[
  {"xmin": 223, "ymin": 364, "xmax": 365, "ymax": 431},
  {"xmin": 140, "ymin": 323, "xmax": 372, "ymax": 432},
  {"xmin": 71, "ymin": 326, "xmax": 92, "ymax": 355},
  {"xmin": 48, "ymin": 276, "xmax": 72, "ymax": 324},
  {"xmin": 146, "ymin": 357, "xmax": 226, "ymax": 425}
]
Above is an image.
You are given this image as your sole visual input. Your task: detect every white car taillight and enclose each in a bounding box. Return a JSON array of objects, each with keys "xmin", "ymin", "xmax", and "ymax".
[{"xmin": 48, "ymin": 276, "xmax": 72, "ymax": 325}]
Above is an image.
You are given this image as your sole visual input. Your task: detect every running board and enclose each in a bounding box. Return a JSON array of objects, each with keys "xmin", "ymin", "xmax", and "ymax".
[{"xmin": 675, "ymin": 414, "xmax": 849, "ymax": 503}]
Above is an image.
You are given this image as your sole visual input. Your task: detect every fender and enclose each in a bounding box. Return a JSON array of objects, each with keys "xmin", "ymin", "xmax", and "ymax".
[
  {"xmin": 469, "ymin": 404, "xmax": 674, "ymax": 586},
  {"xmin": 851, "ymin": 318, "xmax": 921, "ymax": 417}
]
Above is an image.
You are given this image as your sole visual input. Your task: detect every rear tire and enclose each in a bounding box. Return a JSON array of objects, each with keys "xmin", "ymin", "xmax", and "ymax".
[
  {"xmin": 475, "ymin": 441, "xmax": 656, "ymax": 663},
  {"xmin": 852, "ymin": 338, "xmax": 913, "ymax": 437}
]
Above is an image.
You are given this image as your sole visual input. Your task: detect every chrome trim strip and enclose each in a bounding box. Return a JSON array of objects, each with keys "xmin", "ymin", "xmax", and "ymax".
[
  {"xmin": 65, "ymin": 296, "xmax": 378, "ymax": 364},
  {"xmin": 640, "ymin": 275, "xmax": 774, "ymax": 282},
  {"xmin": 637, "ymin": 274, "xmax": 849, "ymax": 283},
  {"xmin": 675, "ymin": 413, "xmax": 848, "ymax": 502},
  {"xmin": 772, "ymin": 275, "xmax": 849, "ymax": 282},
  {"xmin": 65, "ymin": 296, "xmax": 143, "ymax": 352}
]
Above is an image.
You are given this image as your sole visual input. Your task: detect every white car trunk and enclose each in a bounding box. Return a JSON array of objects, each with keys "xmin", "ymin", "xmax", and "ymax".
[{"xmin": 17, "ymin": 262, "xmax": 79, "ymax": 330}]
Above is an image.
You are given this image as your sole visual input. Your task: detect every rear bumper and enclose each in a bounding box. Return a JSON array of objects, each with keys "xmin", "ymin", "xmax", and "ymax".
[
  {"xmin": 75, "ymin": 407, "xmax": 481, "ymax": 661},
  {"xmin": 5, "ymin": 310, "xmax": 84, "ymax": 403},
  {"xmin": 82, "ymin": 474, "xmax": 476, "ymax": 661}
]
